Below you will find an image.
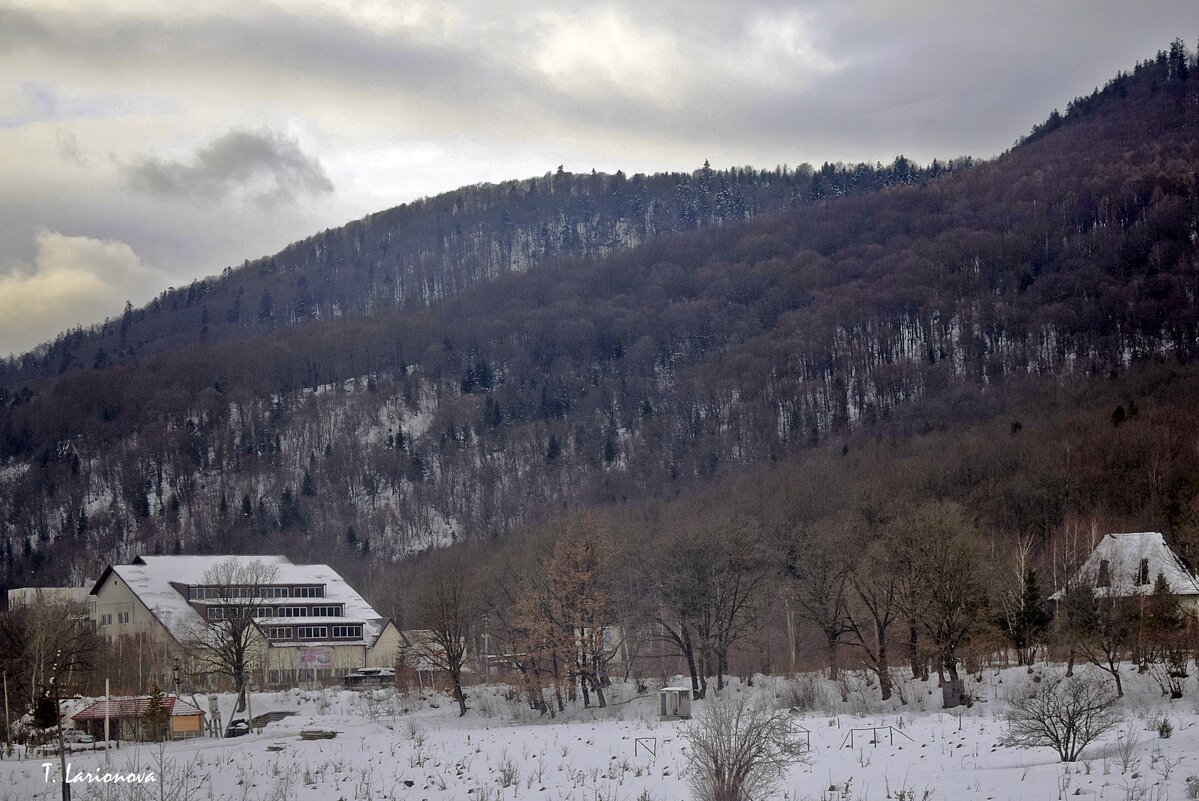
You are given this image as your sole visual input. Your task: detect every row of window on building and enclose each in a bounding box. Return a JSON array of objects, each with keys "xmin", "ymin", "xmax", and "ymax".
[
  {"xmin": 264, "ymin": 625, "xmax": 363, "ymax": 640},
  {"xmin": 207, "ymin": 604, "xmax": 344, "ymax": 620},
  {"xmin": 188, "ymin": 585, "xmax": 326, "ymax": 600},
  {"xmin": 98, "ymin": 611, "xmax": 130, "ymax": 626}
]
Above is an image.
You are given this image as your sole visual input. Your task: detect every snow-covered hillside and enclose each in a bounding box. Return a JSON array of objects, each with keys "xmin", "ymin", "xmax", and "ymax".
[{"xmin": 6, "ymin": 666, "xmax": 1199, "ymax": 801}]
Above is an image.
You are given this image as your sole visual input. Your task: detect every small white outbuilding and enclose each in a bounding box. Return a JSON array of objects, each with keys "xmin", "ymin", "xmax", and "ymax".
[{"xmin": 658, "ymin": 687, "xmax": 692, "ymax": 720}]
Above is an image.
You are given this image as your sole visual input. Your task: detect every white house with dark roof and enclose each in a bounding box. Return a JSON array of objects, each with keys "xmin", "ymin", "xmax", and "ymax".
[
  {"xmin": 90, "ymin": 555, "xmax": 400, "ymax": 688},
  {"xmin": 1051, "ymin": 532, "xmax": 1199, "ymax": 609}
]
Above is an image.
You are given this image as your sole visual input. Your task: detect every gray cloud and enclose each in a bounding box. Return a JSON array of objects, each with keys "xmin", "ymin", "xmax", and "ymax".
[
  {"xmin": 0, "ymin": 0, "xmax": 1195, "ymax": 355},
  {"xmin": 124, "ymin": 129, "xmax": 334, "ymax": 205},
  {"xmin": 2, "ymin": 1, "xmax": 1194, "ymax": 163},
  {"xmin": 55, "ymin": 128, "xmax": 88, "ymax": 166}
]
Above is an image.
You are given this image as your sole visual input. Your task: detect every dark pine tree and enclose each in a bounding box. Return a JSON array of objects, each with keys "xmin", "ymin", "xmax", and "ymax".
[{"xmin": 1005, "ymin": 567, "xmax": 1051, "ymax": 668}]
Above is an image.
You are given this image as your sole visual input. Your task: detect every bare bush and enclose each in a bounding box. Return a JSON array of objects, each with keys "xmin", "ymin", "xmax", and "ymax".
[
  {"xmin": 403, "ymin": 717, "xmax": 426, "ymax": 747},
  {"xmin": 778, "ymin": 673, "xmax": 831, "ymax": 713},
  {"xmin": 497, "ymin": 750, "xmax": 520, "ymax": 788},
  {"xmin": 1002, "ymin": 674, "xmax": 1121, "ymax": 762},
  {"xmin": 1115, "ymin": 722, "xmax": 1141, "ymax": 774},
  {"xmin": 683, "ymin": 693, "xmax": 810, "ymax": 801}
]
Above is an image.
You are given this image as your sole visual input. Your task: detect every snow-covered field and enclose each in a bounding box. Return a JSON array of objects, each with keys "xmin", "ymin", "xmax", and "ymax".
[{"xmin": 5, "ymin": 666, "xmax": 1199, "ymax": 801}]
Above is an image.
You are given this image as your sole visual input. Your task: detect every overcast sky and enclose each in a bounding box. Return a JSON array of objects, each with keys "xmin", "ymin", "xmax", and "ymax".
[{"xmin": 0, "ymin": 0, "xmax": 1194, "ymax": 356}]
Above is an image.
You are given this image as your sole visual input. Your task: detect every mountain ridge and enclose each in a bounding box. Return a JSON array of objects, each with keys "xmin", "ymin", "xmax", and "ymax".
[
  {"xmin": 0, "ymin": 42, "xmax": 1196, "ymax": 598},
  {"xmin": 2, "ymin": 155, "xmax": 967, "ymax": 383}
]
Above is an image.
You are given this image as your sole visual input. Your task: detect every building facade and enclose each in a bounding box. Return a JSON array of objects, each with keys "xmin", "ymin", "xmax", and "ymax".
[{"xmin": 90, "ymin": 555, "xmax": 400, "ymax": 688}]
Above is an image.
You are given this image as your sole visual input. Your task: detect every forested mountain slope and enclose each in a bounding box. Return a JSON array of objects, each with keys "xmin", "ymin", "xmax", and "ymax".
[
  {"xmin": 0, "ymin": 45, "xmax": 1195, "ymax": 597},
  {"xmin": 2, "ymin": 156, "xmax": 959, "ymax": 384}
]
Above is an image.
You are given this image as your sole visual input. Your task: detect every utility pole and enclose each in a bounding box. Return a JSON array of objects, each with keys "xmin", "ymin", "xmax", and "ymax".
[
  {"xmin": 51, "ymin": 651, "xmax": 70, "ymax": 801},
  {"xmin": 3, "ymin": 671, "xmax": 10, "ymax": 757},
  {"xmin": 244, "ymin": 673, "xmax": 254, "ymax": 735},
  {"xmin": 103, "ymin": 678, "xmax": 110, "ymax": 767},
  {"xmin": 784, "ymin": 597, "xmax": 797, "ymax": 671}
]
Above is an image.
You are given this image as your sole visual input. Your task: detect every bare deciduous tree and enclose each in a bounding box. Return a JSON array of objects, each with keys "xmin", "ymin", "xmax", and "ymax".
[
  {"xmin": 702, "ymin": 518, "xmax": 773, "ymax": 693},
  {"xmin": 650, "ymin": 533, "xmax": 710, "ymax": 699},
  {"xmin": 1049, "ymin": 521, "xmax": 1098, "ymax": 676},
  {"xmin": 782, "ymin": 518, "xmax": 855, "ymax": 680},
  {"xmin": 652, "ymin": 514, "xmax": 772, "ymax": 698},
  {"xmin": 0, "ymin": 593, "xmax": 97, "ymax": 711},
  {"xmin": 847, "ymin": 534, "xmax": 902, "ymax": 701},
  {"xmin": 184, "ymin": 558, "xmax": 280, "ymax": 713},
  {"xmin": 413, "ymin": 555, "xmax": 478, "ymax": 717},
  {"xmin": 894, "ymin": 503, "xmax": 990, "ymax": 704},
  {"xmin": 1070, "ymin": 587, "xmax": 1134, "ymax": 698},
  {"xmin": 1002, "ymin": 673, "xmax": 1121, "ymax": 762}
]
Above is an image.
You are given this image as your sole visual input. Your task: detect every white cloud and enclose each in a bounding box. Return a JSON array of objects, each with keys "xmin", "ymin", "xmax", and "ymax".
[
  {"xmin": 734, "ymin": 9, "xmax": 838, "ymax": 87},
  {"xmin": 284, "ymin": 0, "xmax": 459, "ymax": 36},
  {"xmin": 535, "ymin": 9, "xmax": 685, "ymax": 103},
  {"xmin": 0, "ymin": 230, "xmax": 164, "ymax": 355}
]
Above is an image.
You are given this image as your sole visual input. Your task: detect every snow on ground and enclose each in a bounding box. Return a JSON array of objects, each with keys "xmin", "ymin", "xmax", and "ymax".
[{"xmin": 5, "ymin": 665, "xmax": 1199, "ymax": 801}]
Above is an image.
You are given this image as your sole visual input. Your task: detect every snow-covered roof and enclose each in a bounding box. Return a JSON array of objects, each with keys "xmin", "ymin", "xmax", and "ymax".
[
  {"xmin": 72, "ymin": 696, "xmax": 204, "ymax": 721},
  {"xmin": 1051, "ymin": 532, "xmax": 1199, "ymax": 600},
  {"xmin": 91, "ymin": 555, "xmax": 386, "ymax": 645},
  {"xmin": 256, "ymin": 617, "xmax": 366, "ymax": 626}
]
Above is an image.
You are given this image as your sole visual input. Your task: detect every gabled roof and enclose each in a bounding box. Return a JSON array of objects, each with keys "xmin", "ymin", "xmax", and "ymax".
[
  {"xmin": 1052, "ymin": 531, "xmax": 1199, "ymax": 600},
  {"xmin": 91, "ymin": 555, "xmax": 386, "ymax": 644},
  {"xmin": 72, "ymin": 696, "xmax": 204, "ymax": 721}
]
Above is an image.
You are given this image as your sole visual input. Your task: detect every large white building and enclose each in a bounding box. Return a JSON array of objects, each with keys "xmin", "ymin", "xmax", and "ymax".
[{"xmin": 91, "ymin": 555, "xmax": 400, "ymax": 687}]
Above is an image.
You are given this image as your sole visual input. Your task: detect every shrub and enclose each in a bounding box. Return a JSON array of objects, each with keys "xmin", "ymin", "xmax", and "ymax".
[
  {"xmin": 779, "ymin": 673, "xmax": 831, "ymax": 713},
  {"xmin": 684, "ymin": 694, "xmax": 810, "ymax": 801},
  {"xmin": 1002, "ymin": 674, "xmax": 1121, "ymax": 762}
]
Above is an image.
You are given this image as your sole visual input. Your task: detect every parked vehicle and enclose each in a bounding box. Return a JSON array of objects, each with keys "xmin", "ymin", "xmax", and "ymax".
[
  {"xmin": 63, "ymin": 729, "xmax": 95, "ymax": 745},
  {"xmin": 35, "ymin": 730, "xmax": 97, "ymax": 754},
  {"xmin": 343, "ymin": 667, "xmax": 395, "ymax": 688},
  {"xmin": 225, "ymin": 719, "xmax": 250, "ymax": 738}
]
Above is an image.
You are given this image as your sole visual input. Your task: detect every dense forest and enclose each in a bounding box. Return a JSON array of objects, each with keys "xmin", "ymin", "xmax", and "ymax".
[
  {"xmin": 1, "ymin": 155, "xmax": 965, "ymax": 384},
  {"xmin": 0, "ymin": 38, "xmax": 1196, "ymax": 654}
]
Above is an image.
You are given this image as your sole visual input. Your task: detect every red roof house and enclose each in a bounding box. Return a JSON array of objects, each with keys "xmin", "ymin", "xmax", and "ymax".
[{"xmin": 72, "ymin": 695, "xmax": 205, "ymax": 741}]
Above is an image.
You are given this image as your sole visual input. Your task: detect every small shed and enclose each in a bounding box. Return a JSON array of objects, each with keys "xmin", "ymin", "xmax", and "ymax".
[
  {"xmin": 71, "ymin": 695, "xmax": 205, "ymax": 742},
  {"xmin": 658, "ymin": 687, "xmax": 692, "ymax": 720}
]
